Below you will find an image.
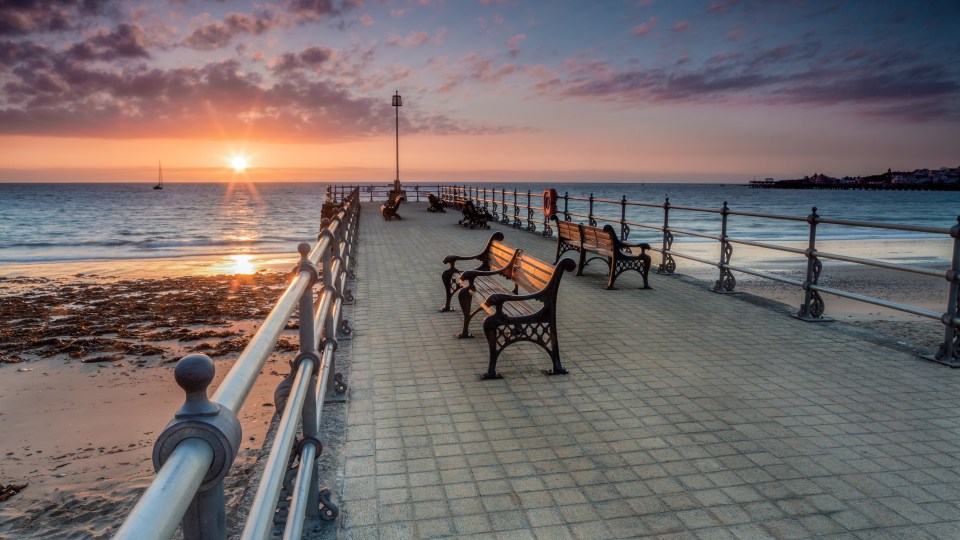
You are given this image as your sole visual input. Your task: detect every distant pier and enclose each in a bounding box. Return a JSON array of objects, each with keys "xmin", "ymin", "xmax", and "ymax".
[{"xmin": 749, "ymin": 179, "xmax": 960, "ymax": 191}]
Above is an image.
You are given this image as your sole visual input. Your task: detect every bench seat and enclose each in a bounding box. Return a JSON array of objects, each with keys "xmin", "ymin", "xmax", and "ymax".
[{"xmin": 440, "ymin": 232, "xmax": 518, "ymax": 312}]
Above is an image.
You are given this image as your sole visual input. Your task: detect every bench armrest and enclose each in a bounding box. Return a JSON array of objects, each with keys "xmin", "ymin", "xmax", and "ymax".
[
  {"xmin": 460, "ymin": 267, "xmax": 506, "ymax": 284},
  {"xmin": 620, "ymin": 241, "xmax": 651, "ymax": 254},
  {"xmin": 443, "ymin": 253, "xmax": 485, "ymax": 265}
]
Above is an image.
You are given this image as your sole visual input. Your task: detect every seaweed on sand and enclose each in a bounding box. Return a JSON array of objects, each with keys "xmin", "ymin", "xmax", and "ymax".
[{"xmin": 0, "ymin": 272, "xmax": 293, "ymax": 365}]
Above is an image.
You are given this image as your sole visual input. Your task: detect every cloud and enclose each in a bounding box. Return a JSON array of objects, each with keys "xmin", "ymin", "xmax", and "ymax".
[
  {"xmin": 433, "ymin": 53, "xmax": 520, "ymax": 93},
  {"xmin": 672, "ymin": 21, "xmax": 689, "ymax": 32},
  {"xmin": 708, "ymin": 0, "xmax": 741, "ymax": 13},
  {"xmin": 725, "ymin": 26, "xmax": 743, "ymax": 41},
  {"xmin": 268, "ymin": 46, "xmax": 335, "ymax": 74},
  {"xmin": 389, "ymin": 8, "xmax": 409, "ymax": 17},
  {"xmin": 506, "ymin": 33, "xmax": 525, "ymax": 57},
  {"xmin": 0, "ymin": 40, "xmax": 510, "ymax": 139},
  {"xmin": 0, "ymin": 0, "xmax": 119, "ymax": 36},
  {"xmin": 182, "ymin": 9, "xmax": 285, "ymax": 50},
  {"xmin": 631, "ymin": 16, "xmax": 657, "ymax": 37},
  {"xmin": 283, "ymin": 0, "xmax": 339, "ymax": 22},
  {"xmin": 532, "ymin": 42, "xmax": 960, "ymax": 122},
  {"xmin": 67, "ymin": 23, "xmax": 150, "ymax": 61},
  {"xmin": 360, "ymin": 14, "xmax": 374, "ymax": 25},
  {"xmin": 386, "ymin": 30, "xmax": 432, "ymax": 48}
]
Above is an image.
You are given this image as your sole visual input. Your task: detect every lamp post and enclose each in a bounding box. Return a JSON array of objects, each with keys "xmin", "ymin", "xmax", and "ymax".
[{"xmin": 389, "ymin": 91, "xmax": 405, "ymax": 203}]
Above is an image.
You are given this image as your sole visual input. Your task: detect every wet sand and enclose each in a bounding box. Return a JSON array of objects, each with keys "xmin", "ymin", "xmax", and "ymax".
[{"xmin": 0, "ymin": 271, "xmax": 297, "ymax": 538}]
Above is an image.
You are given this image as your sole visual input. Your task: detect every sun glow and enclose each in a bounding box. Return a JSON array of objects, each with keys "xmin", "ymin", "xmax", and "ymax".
[
  {"xmin": 230, "ymin": 155, "xmax": 249, "ymax": 172},
  {"xmin": 229, "ymin": 254, "xmax": 256, "ymax": 275}
]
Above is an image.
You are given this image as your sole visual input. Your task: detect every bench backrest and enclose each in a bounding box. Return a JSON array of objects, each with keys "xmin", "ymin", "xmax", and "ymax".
[
  {"xmin": 556, "ymin": 220, "xmax": 580, "ymax": 242},
  {"xmin": 580, "ymin": 224, "xmax": 615, "ymax": 253},
  {"xmin": 510, "ymin": 253, "xmax": 558, "ymax": 294},
  {"xmin": 486, "ymin": 241, "xmax": 518, "ymax": 271}
]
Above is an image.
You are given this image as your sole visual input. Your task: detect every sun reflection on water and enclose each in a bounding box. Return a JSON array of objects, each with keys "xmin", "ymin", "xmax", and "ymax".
[{"xmin": 229, "ymin": 254, "xmax": 256, "ymax": 275}]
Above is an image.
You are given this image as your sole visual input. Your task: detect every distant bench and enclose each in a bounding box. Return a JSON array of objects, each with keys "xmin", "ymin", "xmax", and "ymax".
[
  {"xmin": 448, "ymin": 238, "xmax": 576, "ymax": 379},
  {"xmin": 426, "ymin": 193, "xmax": 446, "ymax": 213},
  {"xmin": 554, "ymin": 218, "xmax": 652, "ymax": 290},
  {"xmin": 457, "ymin": 199, "xmax": 492, "ymax": 229},
  {"xmin": 380, "ymin": 196, "xmax": 403, "ymax": 221},
  {"xmin": 440, "ymin": 232, "xmax": 517, "ymax": 312}
]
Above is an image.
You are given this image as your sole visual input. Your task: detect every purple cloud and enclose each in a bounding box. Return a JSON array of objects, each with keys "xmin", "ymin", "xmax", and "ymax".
[
  {"xmin": 0, "ymin": 0, "xmax": 119, "ymax": 35},
  {"xmin": 631, "ymin": 16, "xmax": 657, "ymax": 37},
  {"xmin": 506, "ymin": 33, "xmax": 525, "ymax": 57},
  {"xmin": 67, "ymin": 23, "xmax": 150, "ymax": 60},
  {"xmin": 182, "ymin": 9, "xmax": 285, "ymax": 50},
  {"xmin": 533, "ymin": 42, "xmax": 960, "ymax": 122},
  {"xmin": 0, "ymin": 41, "xmax": 510, "ymax": 140}
]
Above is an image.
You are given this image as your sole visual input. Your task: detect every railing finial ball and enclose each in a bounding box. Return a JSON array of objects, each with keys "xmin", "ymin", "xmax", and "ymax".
[
  {"xmin": 174, "ymin": 354, "xmax": 219, "ymax": 418},
  {"xmin": 298, "ymin": 242, "xmax": 311, "ymax": 258}
]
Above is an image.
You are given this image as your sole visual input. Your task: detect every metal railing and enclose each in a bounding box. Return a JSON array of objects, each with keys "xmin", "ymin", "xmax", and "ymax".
[
  {"xmin": 441, "ymin": 184, "xmax": 960, "ymax": 367},
  {"xmin": 116, "ymin": 188, "xmax": 362, "ymax": 539},
  {"xmin": 331, "ymin": 183, "xmax": 442, "ymax": 203}
]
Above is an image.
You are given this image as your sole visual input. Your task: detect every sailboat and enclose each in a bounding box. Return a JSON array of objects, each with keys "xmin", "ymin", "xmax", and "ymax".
[{"xmin": 153, "ymin": 161, "xmax": 163, "ymax": 190}]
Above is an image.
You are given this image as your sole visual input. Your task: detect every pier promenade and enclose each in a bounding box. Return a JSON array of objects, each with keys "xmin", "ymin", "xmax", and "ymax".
[{"xmin": 336, "ymin": 202, "xmax": 960, "ymax": 539}]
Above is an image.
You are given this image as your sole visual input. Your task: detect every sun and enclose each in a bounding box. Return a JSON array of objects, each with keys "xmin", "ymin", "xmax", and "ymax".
[{"xmin": 230, "ymin": 155, "xmax": 249, "ymax": 173}]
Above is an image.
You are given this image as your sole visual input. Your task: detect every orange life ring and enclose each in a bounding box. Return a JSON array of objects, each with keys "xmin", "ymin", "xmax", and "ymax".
[{"xmin": 542, "ymin": 188, "xmax": 558, "ymax": 218}]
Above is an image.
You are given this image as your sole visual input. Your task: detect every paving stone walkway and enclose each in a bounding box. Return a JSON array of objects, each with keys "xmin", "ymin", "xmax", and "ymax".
[{"xmin": 336, "ymin": 203, "xmax": 960, "ymax": 539}]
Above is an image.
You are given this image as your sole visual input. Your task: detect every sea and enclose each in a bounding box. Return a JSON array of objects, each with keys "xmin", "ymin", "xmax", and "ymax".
[{"xmin": 1, "ymin": 182, "xmax": 958, "ymax": 266}]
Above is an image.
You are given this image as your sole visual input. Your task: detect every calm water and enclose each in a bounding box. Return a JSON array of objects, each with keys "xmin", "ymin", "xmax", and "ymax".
[{"xmin": 1, "ymin": 182, "xmax": 958, "ymax": 264}]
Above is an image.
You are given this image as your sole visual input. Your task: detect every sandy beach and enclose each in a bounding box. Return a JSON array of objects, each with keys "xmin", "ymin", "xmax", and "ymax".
[
  {"xmin": 0, "ymin": 234, "xmax": 954, "ymax": 537},
  {"xmin": 0, "ymin": 269, "xmax": 298, "ymax": 538}
]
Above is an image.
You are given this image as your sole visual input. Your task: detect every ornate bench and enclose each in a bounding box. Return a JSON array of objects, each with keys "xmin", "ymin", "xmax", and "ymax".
[
  {"xmin": 380, "ymin": 197, "xmax": 403, "ymax": 220},
  {"xmin": 440, "ymin": 232, "xmax": 518, "ymax": 312},
  {"xmin": 553, "ymin": 217, "xmax": 652, "ymax": 290},
  {"xmin": 426, "ymin": 193, "xmax": 446, "ymax": 213},
  {"xmin": 458, "ymin": 200, "xmax": 492, "ymax": 229},
  {"xmin": 457, "ymin": 252, "xmax": 576, "ymax": 379}
]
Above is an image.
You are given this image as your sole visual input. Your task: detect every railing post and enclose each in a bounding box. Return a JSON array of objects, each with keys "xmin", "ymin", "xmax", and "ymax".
[
  {"xmin": 512, "ymin": 190, "xmax": 521, "ymax": 228},
  {"xmin": 563, "ymin": 192, "xmax": 570, "ymax": 222},
  {"xmin": 292, "ymin": 242, "xmax": 323, "ymax": 519},
  {"xmin": 934, "ymin": 217, "xmax": 960, "ymax": 366},
  {"xmin": 797, "ymin": 207, "xmax": 827, "ymax": 320},
  {"xmin": 153, "ymin": 355, "xmax": 241, "ymax": 540},
  {"xmin": 501, "ymin": 189, "xmax": 509, "ymax": 224},
  {"xmin": 588, "ymin": 193, "xmax": 597, "ymax": 227},
  {"xmin": 620, "ymin": 195, "xmax": 629, "ymax": 240},
  {"xmin": 713, "ymin": 201, "xmax": 737, "ymax": 293},
  {"xmin": 658, "ymin": 196, "xmax": 676, "ymax": 274},
  {"xmin": 526, "ymin": 189, "xmax": 535, "ymax": 232}
]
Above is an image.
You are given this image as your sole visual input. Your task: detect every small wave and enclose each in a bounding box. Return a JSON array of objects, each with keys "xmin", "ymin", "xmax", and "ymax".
[{"xmin": 0, "ymin": 247, "xmax": 296, "ymax": 264}]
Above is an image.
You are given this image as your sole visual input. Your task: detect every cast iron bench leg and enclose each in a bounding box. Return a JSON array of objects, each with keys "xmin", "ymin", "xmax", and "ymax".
[
  {"xmin": 440, "ymin": 268, "xmax": 459, "ymax": 312},
  {"xmin": 456, "ymin": 287, "xmax": 475, "ymax": 338}
]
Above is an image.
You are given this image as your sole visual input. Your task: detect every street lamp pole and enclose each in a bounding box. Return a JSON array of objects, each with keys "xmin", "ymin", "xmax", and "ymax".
[{"xmin": 392, "ymin": 91, "xmax": 402, "ymax": 193}]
